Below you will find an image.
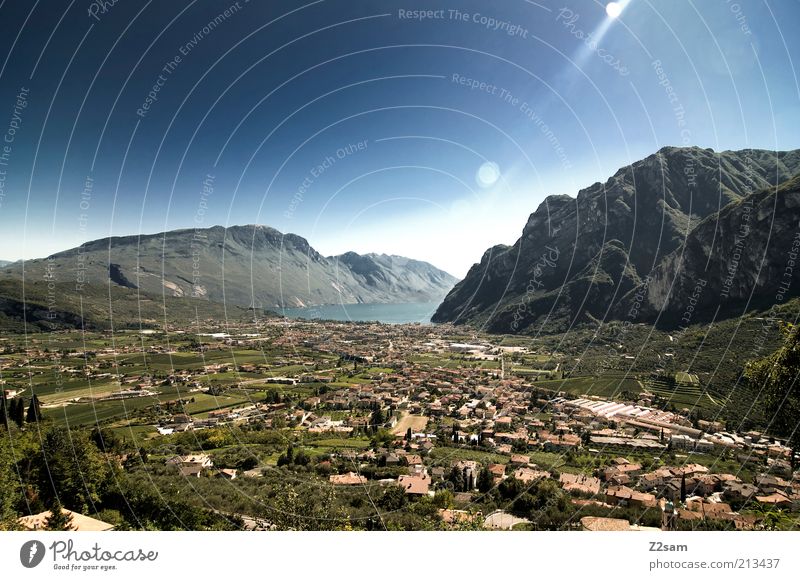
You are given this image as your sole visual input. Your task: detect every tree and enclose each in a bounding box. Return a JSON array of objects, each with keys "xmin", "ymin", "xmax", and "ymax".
[
  {"xmin": 0, "ymin": 433, "xmax": 22, "ymax": 529},
  {"xmin": 680, "ymin": 474, "xmax": 687, "ymax": 503},
  {"xmin": 405, "ymin": 427, "xmax": 412, "ymax": 441},
  {"xmin": 378, "ymin": 484, "xmax": 407, "ymax": 512},
  {"xmin": 477, "ymin": 466, "xmax": 494, "ymax": 493},
  {"xmin": 26, "ymin": 395, "xmax": 42, "ymax": 424},
  {"xmin": 37, "ymin": 427, "xmax": 110, "ymax": 513},
  {"xmin": 0, "ymin": 391, "xmax": 7, "ymax": 428},
  {"xmin": 448, "ymin": 465, "xmax": 465, "ymax": 492},
  {"xmin": 13, "ymin": 398, "xmax": 25, "ymax": 428},
  {"xmin": 370, "ymin": 408, "xmax": 385, "ymax": 433},
  {"xmin": 745, "ymin": 323, "xmax": 800, "ymax": 456},
  {"xmin": 452, "ymin": 423, "xmax": 458, "ymax": 444},
  {"xmin": 44, "ymin": 501, "xmax": 74, "ymax": 531}
]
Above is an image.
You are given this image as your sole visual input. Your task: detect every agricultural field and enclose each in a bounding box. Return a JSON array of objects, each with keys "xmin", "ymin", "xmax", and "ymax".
[
  {"xmin": 534, "ymin": 374, "xmax": 643, "ymax": 399},
  {"xmin": 391, "ymin": 413, "xmax": 428, "ymax": 435}
]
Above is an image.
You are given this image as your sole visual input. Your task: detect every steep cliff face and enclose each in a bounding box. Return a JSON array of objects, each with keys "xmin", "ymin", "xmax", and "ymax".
[
  {"xmin": 432, "ymin": 146, "xmax": 800, "ymax": 332},
  {"xmin": 2, "ymin": 225, "xmax": 458, "ymax": 311},
  {"xmin": 623, "ymin": 174, "xmax": 800, "ymax": 325}
]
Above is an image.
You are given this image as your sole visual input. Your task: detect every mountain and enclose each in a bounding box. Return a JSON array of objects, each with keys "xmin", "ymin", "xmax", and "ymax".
[
  {"xmin": 0, "ymin": 226, "xmax": 457, "ymax": 325},
  {"xmin": 625, "ymin": 173, "xmax": 800, "ymax": 325},
  {"xmin": 0, "ymin": 260, "xmax": 12, "ymax": 268},
  {"xmin": 432, "ymin": 146, "xmax": 800, "ymax": 333}
]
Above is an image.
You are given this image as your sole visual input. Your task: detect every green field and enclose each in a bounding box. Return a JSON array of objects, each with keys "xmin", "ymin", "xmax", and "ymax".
[{"xmin": 534, "ymin": 375, "xmax": 643, "ymax": 399}]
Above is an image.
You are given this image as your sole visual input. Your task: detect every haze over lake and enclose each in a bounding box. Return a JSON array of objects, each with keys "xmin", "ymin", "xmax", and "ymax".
[{"xmin": 280, "ymin": 302, "xmax": 441, "ymax": 324}]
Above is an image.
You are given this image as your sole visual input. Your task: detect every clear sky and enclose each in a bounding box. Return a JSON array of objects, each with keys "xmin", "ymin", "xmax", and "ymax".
[{"xmin": 0, "ymin": 0, "xmax": 798, "ymax": 277}]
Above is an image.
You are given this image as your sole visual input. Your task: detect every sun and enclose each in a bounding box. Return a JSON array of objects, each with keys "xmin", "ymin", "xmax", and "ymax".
[
  {"xmin": 476, "ymin": 162, "xmax": 500, "ymax": 188},
  {"xmin": 606, "ymin": 2, "xmax": 623, "ymax": 18}
]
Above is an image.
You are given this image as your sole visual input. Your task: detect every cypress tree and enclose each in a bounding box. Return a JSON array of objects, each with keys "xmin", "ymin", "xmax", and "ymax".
[
  {"xmin": 13, "ymin": 398, "xmax": 25, "ymax": 428},
  {"xmin": 477, "ymin": 466, "xmax": 494, "ymax": 493},
  {"xmin": 44, "ymin": 501, "xmax": 74, "ymax": 531},
  {"xmin": 0, "ymin": 390, "xmax": 7, "ymax": 427},
  {"xmin": 26, "ymin": 395, "xmax": 41, "ymax": 423}
]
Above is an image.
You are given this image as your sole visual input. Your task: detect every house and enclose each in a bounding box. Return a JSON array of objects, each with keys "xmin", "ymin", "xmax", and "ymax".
[
  {"xmin": 439, "ymin": 509, "xmax": 475, "ymax": 526},
  {"xmin": 559, "ymin": 473, "xmax": 601, "ymax": 495},
  {"xmin": 510, "ymin": 454, "xmax": 530, "ymax": 466},
  {"xmin": 722, "ymin": 481, "xmax": 759, "ymax": 504},
  {"xmin": 541, "ymin": 433, "xmax": 581, "ymax": 452},
  {"xmin": 453, "ymin": 460, "xmax": 480, "ymax": 490},
  {"xmin": 398, "ymin": 473, "xmax": 430, "ymax": 495},
  {"xmin": 330, "ymin": 472, "xmax": 368, "ymax": 485},
  {"xmin": 215, "ymin": 468, "xmax": 238, "ymax": 480},
  {"xmin": 178, "ymin": 464, "xmax": 203, "ymax": 477},
  {"xmin": 605, "ymin": 485, "xmax": 657, "ymax": 508},
  {"xmin": 166, "ymin": 453, "xmax": 213, "ymax": 469},
  {"xmin": 580, "ymin": 517, "xmax": 634, "ymax": 531},
  {"xmin": 18, "ymin": 508, "xmax": 114, "ymax": 531},
  {"xmin": 513, "ymin": 467, "xmax": 550, "ymax": 484},
  {"xmin": 755, "ymin": 492, "xmax": 793, "ymax": 509},
  {"xmin": 602, "ymin": 462, "xmax": 642, "ymax": 482},
  {"xmin": 488, "ymin": 463, "xmax": 506, "ymax": 481}
]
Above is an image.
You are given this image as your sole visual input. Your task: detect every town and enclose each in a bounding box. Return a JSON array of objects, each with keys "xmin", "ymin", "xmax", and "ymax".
[{"xmin": 1, "ymin": 315, "xmax": 797, "ymax": 531}]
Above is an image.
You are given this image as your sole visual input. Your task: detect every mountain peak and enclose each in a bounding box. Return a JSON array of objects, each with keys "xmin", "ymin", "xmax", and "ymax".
[{"xmin": 433, "ymin": 146, "xmax": 800, "ymax": 332}]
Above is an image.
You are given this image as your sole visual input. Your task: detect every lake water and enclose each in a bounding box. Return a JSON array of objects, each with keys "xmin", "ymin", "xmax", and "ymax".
[{"xmin": 280, "ymin": 301, "xmax": 441, "ymax": 324}]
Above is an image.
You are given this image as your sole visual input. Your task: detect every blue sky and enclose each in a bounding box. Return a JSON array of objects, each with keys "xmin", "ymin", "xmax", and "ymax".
[{"xmin": 0, "ymin": 0, "xmax": 798, "ymax": 277}]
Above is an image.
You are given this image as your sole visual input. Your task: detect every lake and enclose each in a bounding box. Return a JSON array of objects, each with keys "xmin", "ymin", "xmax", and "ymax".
[{"xmin": 280, "ymin": 301, "xmax": 441, "ymax": 324}]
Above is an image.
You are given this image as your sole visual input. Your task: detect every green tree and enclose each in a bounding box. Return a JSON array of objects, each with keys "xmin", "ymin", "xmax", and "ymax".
[
  {"xmin": 37, "ymin": 427, "xmax": 110, "ymax": 513},
  {"xmin": 13, "ymin": 398, "xmax": 25, "ymax": 428},
  {"xmin": 745, "ymin": 323, "xmax": 800, "ymax": 459},
  {"xmin": 0, "ymin": 390, "xmax": 7, "ymax": 428},
  {"xmin": 264, "ymin": 482, "xmax": 346, "ymax": 530},
  {"xmin": 477, "ymin": 466, "xmax": 494, "ymax": 493},
  {"xmin": 448, "ymin": 465, "xmax": 465, "ymax": 492},
  {"xmin": 0, "ymin": 433, "xmax": 21, "ymax": 529},
  {"xmin": 26, "ymin": 395, "xmax": 42, "ymax": 424},
  {"xmin": 44, "ymin": 501, "xmax": 75, "ymax": 531},
  {"xmin": 370, "ymin": 408, "xmax": 385, "ymax": 433},
  {"xmin": 378, "ymin": 484, "xmax": 407, "ymax": 512}
]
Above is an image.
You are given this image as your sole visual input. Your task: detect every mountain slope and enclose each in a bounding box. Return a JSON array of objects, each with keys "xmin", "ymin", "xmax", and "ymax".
[
  {"xmin": 1, "ymin": 226, "xmax": 457, "ymax": 317},
  {"xmin": 621, "ymin": 174, "xmax": 800, "ymax": 325},
  {"xmin": 432, "ymin": 146, "xmax": 800, "ymax": 332}
]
